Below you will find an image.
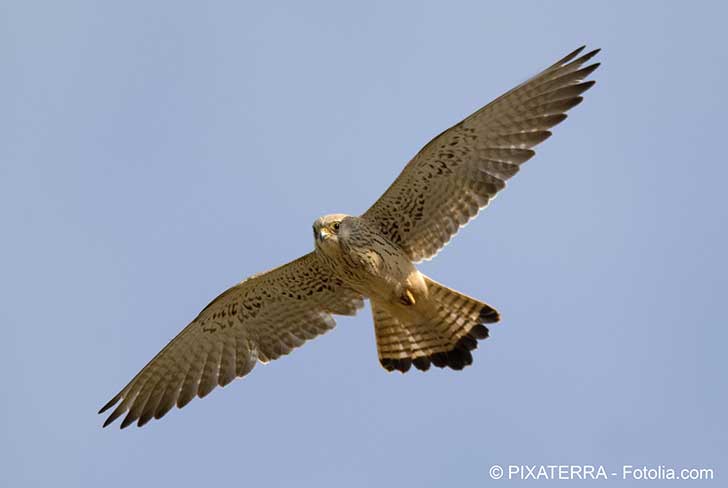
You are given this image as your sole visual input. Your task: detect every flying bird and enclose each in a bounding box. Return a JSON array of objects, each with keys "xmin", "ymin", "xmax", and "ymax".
[{"xmin": 100, "ymin": 45, "xmax": 600, "ymax": 428}]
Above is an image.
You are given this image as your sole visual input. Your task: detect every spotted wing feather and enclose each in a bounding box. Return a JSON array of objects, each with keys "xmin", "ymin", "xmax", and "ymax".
[
  {"xmin": 99, "ymin": 252, "xmax": 363, "ymax": 428},
  {"xmin": 363, "ymin": 46, "xmax": 600, "ymax": 262}
]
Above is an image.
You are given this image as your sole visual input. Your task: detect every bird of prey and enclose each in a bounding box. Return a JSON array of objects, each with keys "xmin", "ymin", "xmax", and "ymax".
[{"xmin": 100, "ymin": 46, "xmax": 599, "ymax": 428}]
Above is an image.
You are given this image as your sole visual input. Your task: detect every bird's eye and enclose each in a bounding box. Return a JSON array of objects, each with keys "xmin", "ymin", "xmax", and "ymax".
[{"xmin": 332, "ymin": 222, "xmax": 340, "ymax": 232}]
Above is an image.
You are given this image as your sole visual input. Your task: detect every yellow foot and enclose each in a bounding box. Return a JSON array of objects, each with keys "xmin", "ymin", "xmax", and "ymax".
[{"xmin": 400, "ymin": 289, "xmax": 416, "ymax": 306}]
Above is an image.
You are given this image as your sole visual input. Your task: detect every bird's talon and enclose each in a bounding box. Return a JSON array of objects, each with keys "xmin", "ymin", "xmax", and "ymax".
[{"xmin": 400, "ymin": 289, "xmax": 416, "ymax": 306}]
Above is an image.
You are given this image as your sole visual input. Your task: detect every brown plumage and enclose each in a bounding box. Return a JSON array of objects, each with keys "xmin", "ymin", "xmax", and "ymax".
[{"xmin": 100, "ymin": 46, "xmax": 599, "ymax": 428}]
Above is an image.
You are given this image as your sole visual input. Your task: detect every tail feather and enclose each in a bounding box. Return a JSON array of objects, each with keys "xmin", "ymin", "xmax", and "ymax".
[{"xmin": 372, "ymin": 276, "xmax": 499, "ymax": 373}]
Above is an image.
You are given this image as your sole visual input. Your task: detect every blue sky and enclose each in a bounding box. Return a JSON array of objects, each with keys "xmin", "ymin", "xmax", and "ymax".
[{"xmin": 2, "ymin": 1, "xmax": 726, "ymax": 486}]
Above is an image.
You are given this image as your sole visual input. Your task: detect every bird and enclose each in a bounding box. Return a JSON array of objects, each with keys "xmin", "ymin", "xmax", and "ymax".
[{"xmin": 100, "ymin": 45, "xmax": 600, "ymax": 428}]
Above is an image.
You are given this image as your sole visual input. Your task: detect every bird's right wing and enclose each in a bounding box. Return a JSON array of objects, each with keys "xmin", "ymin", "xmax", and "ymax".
[
  {"xmin": 363, "ymin": 46, "xmax": 600, "ymax": 262},
  {"xmin": 99, "ymin": 252, "xmax": 363, "ymax": 429}
]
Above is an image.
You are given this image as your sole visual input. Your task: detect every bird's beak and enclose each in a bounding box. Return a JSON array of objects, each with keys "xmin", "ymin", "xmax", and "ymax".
[{"xmin": 318, "ymin": 228, "xmax": 331, "ymax": 241}]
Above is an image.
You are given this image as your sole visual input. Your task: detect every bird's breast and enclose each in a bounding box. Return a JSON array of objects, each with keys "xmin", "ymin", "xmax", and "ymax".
[{"xmin": 333, "ymin": 231, "xmax": 420, "ymax": 302}]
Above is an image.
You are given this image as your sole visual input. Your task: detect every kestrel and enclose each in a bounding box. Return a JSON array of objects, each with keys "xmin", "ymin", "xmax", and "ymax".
[{"xmin": 100, "ymin": 46, "xmax": 599, "ymax": 428}]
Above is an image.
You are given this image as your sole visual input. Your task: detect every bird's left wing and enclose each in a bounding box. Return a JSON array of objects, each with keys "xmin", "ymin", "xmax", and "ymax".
[
  {"xmin": 363, "ymin": 46, "xmax": 600, "ymax": 262},
  {"xmin": 99, "ymin": 252, "xmax": 363, "ymax": 428}
]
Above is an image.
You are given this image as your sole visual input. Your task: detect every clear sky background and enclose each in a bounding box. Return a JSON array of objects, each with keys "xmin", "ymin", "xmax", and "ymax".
[{"xmin": 2, "ymin": 1, "xmax": 726, "ymax": 487}]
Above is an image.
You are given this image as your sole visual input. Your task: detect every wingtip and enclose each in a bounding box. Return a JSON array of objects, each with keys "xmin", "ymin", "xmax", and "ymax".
[
  {"xmin": 573, "ymin": 48, "xmax": 601, "ymax": 66},
  {"xmin": 574, "ymin": 62, "xmax": 601, "ymax": 81},
  {"xmin": 572, "ymin": 45, "xmax": 587, "ymax": 56},
  {"xmin": 98, "ymin": 394, "xmax": 120, "ymax": 414},
  {"xmin": 555, "ymin": 45, "xmax": 603, "ymax": 71},
  {"xmin": 119, "ymin": 414, "xmax": 136, "ymax": 429},
  {"xmin": 554, "ymin": 45, "xmax": 586, "ymax": 67},
  {"xmin": 137, "ymin": 416, "xmax": 152, "ymax": 428},
  {"xmin": 100, "ymin": 404, "xmax": 128, "ymax": 428}
]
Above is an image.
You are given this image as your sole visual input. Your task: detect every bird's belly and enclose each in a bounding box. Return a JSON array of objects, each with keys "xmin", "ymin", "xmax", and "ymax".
[{"xmin": 337, "ymin": 248, "xmax": 424, "ymax": 304}]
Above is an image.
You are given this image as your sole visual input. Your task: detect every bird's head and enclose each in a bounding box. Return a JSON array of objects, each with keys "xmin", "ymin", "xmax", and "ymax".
[{"xmin": 313, "ymin": 213, "xmax": 351, "ymax": 255}]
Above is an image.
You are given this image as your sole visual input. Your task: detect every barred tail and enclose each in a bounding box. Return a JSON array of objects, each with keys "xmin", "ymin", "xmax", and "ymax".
[{"xmin": 372, "ymin": 276, "xmax": 499, "ymax": 373}]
